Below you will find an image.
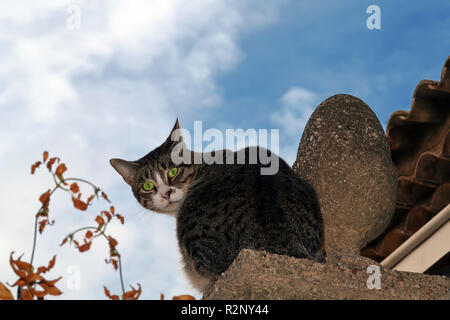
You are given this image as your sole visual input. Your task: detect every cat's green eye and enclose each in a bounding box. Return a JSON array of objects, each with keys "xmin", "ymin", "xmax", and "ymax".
[
  {"xmin": 142, "ymin": 181, "xmax": 155, "ymax": 191},
  {"xmin": 168, "ymin": 167, "xmax": 178, "ymax": 179}
]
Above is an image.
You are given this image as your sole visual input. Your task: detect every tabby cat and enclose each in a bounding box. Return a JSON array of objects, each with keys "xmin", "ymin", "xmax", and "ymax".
[{"xmin": 110, "ymin": 120, "xmax": 324, "ymax": 292}]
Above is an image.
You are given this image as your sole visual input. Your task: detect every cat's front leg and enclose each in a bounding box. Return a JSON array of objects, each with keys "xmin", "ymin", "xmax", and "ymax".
[{"xmin": 178, "ymin": 242, "xmax": 219, "ymax": 293}]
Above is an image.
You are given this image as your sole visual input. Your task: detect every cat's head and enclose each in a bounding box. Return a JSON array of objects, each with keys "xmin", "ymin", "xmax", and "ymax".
[{"xmin": 110, "ymin": 120, "xmax": 195, "ymax": 217}]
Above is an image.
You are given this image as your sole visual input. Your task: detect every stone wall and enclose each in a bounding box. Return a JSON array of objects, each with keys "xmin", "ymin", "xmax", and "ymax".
[{"xmin": 203, "ymin": 249, "xmax": 449, "ymax": 300}]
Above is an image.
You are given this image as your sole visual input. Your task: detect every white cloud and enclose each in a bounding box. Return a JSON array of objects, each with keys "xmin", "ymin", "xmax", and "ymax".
[
  {"xmin": 270, "ymin": 86, "xmax": 318, "ymax": 164},
  {"xmin": 0, "ymin": 0, "xmax": 284, "ymax": 299}
]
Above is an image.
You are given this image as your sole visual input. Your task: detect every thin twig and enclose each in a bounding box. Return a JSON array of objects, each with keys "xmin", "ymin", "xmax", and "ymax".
[
  {"xmin": 30, "ymin": 182, "xmax": 61, "ymax": 267},
  {"xmin": 69, "ymin": 226, "xmax": 126, "ymax": 296},
  {"xmin": 64, "ymin": 177, "xmax": 100, "ymax": 194}
]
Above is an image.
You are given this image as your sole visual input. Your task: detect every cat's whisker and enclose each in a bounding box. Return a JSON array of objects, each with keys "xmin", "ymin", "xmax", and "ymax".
[{"xmin": 185, "ymin": 176, "xmax": 205, "ymax": 192}]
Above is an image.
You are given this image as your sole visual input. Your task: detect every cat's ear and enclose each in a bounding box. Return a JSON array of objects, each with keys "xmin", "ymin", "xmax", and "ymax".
[
  {"xmin": 162, "ymin": 118, "xmax": 184, "ymax": 150},
  {"xmin": 110, "ymin": 158, "xmax": 139, "ymax": 185},
  {"xmin": 161, "ymin": 119, "xmax": 189, "ymax": 164},
  {"xmin": 167, "ymin": 118, "xmax": 181, "ymax": 143}
]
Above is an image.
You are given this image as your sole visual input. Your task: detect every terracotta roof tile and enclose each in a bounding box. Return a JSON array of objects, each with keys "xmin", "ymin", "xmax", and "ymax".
[{"xmin": 362, "ymin": 56, "xmax": 450, "ymax": 262}]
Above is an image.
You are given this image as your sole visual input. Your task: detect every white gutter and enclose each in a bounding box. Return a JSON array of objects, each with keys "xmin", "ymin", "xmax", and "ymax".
[{"xmin": 381, "ymin": 203, "xmax": 450, "ymax": 272}]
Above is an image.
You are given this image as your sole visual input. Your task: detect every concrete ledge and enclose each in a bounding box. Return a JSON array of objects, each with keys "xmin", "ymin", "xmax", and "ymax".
[{"xmin": 203, "ymin": 249, "xmax": 450, "ymax": 300}]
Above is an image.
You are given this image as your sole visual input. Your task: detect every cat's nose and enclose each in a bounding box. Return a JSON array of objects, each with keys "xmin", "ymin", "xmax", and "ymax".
[{"xmin": 161, "ymin": 188, "xmax": 172, "ymax": 200}]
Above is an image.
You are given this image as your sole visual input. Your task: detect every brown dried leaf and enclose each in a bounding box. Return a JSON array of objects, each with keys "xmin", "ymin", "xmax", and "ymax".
[
  {"xmin": 101, "ymin": 191, "xmax": 111, "ymax": 203},
  {"xmin": 78, "ymin": 241, "xmax": 91, "ymax": 253},
  {"xmin": 38, "ymin": 282, "xmax": 62, "ymax": 296},
  {"xmin": 60, "ymin": 237, "xmax": 68, "ymax": 247},
  {"xmin": 31, "ymin": 161, "xmax": 41, "ymax": 174},
  {"xmin": 108, "ymin": 236, "xmax": 118, "ymax": 248},
  {"xmin": 122, "ymin": 284, "xmax": 141, "ymax": 300},
  {"xmin": 0, "ymin": 282, "xmax": 14, "ymax": 300},
  {"xmin": 46, "ymin": 157, "xmax": 58, "ymax": 171},
  {"xmin": 27, "ymin": 273, "xmax": 44, "ymax": 283},
  {"xmin": 11, "ymin": 254, "xmax": 31, "ymax": 273},
  {"xmin": 9, "ymin": 254, "xmax": 27, "ymax": 279},
  {"xmin": 104, "ymin": 286, "xmax": 119, "ymax": 300},
  {"xmin": 55, "ymin": 163, "xmax": 67, "ymax": 176},
  {"xmin": 36, "ymin": 266, "xmax": 47, "ymax": 274},
  {"xmin": 55, "ymin": 163, "xmax": 67, "ymax": 182},
  {"xmin": 39, "ymin": 276, "xmax": 62, "ymax": 287},
  {"xmin": 116, "ymin": 214, "xmax": 125, "ymax": 224},
  {"xmin": 72, "ymin": 196, "xmax": 88, "ymax": 211},
  {"xmin": 111, "ymin": 259, "xmax": 118, "ymax": 270},
  {"xmin": 95, "ymin": 215, "xmax": 105, "ymax": 228},
  {"xmin": 31, "ymin": 289, "xmax": 47, "ymax": 299},
  {"xmin": 43, "ymin": 151, "xmax": 49, "ymax": 162},
  {"xmin": 102, "ymin": 210, "xmax": 112, "ymax": 221},
  {"xmin": 172, "ymin": 295, "xmax": 196, "ymax": 300},
  {"xmin": 20, "ymin": 289, "xmax": 34, "ymax": 300},
  {"xmin": 39, "ymin": 189, "xmax": 51, "ymax": 209},
  {"xmin": 9, "ymin": 278, "xmax": 26, "ymax": 288},
  {"xmin": 47, "ymin": 255, "xmax": 56, "ymax": 271},
  {"xmin": 70, "ymin": 182, "xmax": 80, "ymax": 194},
  {"xmin": 105, "ymin": 258, "xmax": 118, "ymax": 270},
  {"xmin": 38, "ymin": 219, "xmax": 48, "ymax": 234}
]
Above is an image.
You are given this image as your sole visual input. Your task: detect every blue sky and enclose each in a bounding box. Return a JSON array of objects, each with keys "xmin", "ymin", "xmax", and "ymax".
[
  {"xmin": 214, "ymin": 0, "xmax": 449, "ymax": 147},
  {"xmin": 0, "ymin": 1, "xmax": 448, "ymax": 300},
  {"xmin": 194, "ymin": 0, "xmax": 450, "ymax": 162}
]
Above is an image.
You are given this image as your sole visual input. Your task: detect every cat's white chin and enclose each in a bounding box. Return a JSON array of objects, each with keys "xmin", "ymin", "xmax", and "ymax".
[{"xmin": 154, "ymin": 201, "xmax": 181, "ymax": 218}]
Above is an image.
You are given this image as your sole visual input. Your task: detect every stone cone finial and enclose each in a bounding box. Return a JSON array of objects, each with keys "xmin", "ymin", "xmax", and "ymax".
[{"xmin": 293, "ymin": 94, "xmax": 398, "ymax": 255}]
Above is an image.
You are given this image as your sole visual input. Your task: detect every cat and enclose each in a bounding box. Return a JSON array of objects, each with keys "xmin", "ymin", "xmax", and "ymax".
[{"xmin": 110, "ymin": 120, "xmax": 324, "ymax": 293}]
